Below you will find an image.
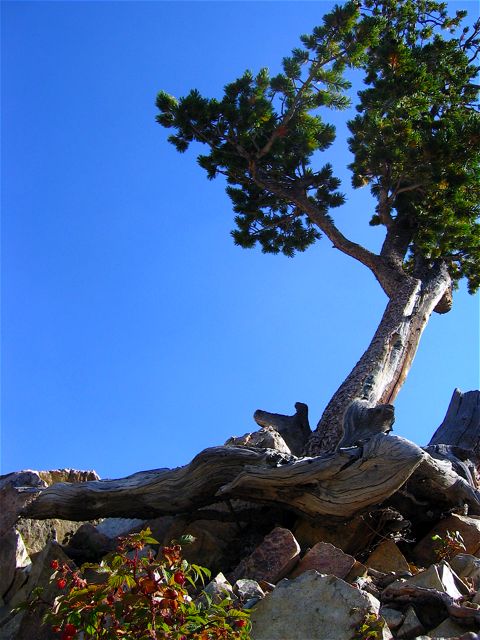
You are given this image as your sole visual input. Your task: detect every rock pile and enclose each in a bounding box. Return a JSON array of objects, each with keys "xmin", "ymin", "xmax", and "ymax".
[{"xmin": 1, "ymin": 467, "xmax": 480, "ymax": 640}]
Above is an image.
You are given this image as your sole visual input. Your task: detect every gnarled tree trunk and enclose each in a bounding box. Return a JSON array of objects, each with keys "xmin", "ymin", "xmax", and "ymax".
[{"xmin": 306, "ymin": 264, "xmax": 452, "ymax": 455}]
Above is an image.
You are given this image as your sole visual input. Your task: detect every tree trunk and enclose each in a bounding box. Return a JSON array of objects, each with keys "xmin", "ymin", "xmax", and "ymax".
[{"xmin": 306, "ymin": 263, "xmax": 451, "ymax": 455}]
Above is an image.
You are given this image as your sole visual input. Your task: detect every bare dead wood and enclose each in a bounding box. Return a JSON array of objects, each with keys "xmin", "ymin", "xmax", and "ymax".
[
  {"xmin": 22, "ymin": 436, "xmax": 425, "ymax": 522},
  {"xmin": 21, "ymin": 447, "xmax": 289, "ymax": 521},
  {"xmin": 424, "ymin": 444, "xmax": 479, "ymax": 489},
  {"xmin": 403, "ymin": 452, "xmax": 480, "ymax": 515},
  {"xmin": 426, "ymin": 389, "xmax": 480, "ymax": 489},
  {"xmin": 382, "ymin": 583, "xmax": 480, "ymax": 626},
  {"xmin": 218, "ymin": 434, "xmax": 426, "ymax": 518},
  {"xmin": 254, "ymin": 402, "xmax": 311, "ymax": 456},
  {"xmin": 337, "ymin": 399, "xmax": 395, "ymax": 448},
  {"xmin": 429, "ymin": 389, "xmax": 480, "ymax": 453}
]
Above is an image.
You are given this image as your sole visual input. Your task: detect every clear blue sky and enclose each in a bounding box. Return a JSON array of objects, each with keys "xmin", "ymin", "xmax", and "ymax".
[{"xmin": 2, "ymin": 1, "xmax": 479, "ymax": 479}]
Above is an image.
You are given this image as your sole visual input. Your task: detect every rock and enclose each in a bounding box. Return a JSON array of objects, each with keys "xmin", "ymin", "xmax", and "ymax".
[
  {"xmin": 366, "ymin": 539, "xmax": 411, "ymax": 574},
  {"xmin": 233, "ymin": 579, "xmax": 265, "ymax": 602},
  {"xmin": 17, "ymin": 517, "xmax": 88, "ymax": 556},
  {"xmin": 450, "ymin": 554, "xmax": 480, "ymax": 589},
  {"xmin": 290, "ymin": 541, "xmax": 355, "ymax": 579},
  {"xmin": 62, "ymin": 523, "xmax": 115, "ymax": 563},
  {"xmin": 225, "ymin": 427, "xmax": 291, "ymax": 454},
  {"xmin": 250, "ymin": 571, "xmax": 393, "ymax": 640},
  {"xmin": 4, "ymin": 541, "xmax": 74, "ymax": 640},
  {"xmin": 387, "ymin": 562, "xmax": 470, "ymax": 600},
  {"xmin": 293, "ymin": 515, "xmax": 373, "ymax": 555},
  {"xmin": 0, "ymin": 484, "xmax": 39, "ymax": 537},
  {"xmin": 37, "ymin": 469, "xmax": 99, "ymax": 485},
  {"xmin": 0, "ymin": 471, "xmax": 46, "ymax": 491},
  {"xmin": 202, "ymin": 573, "xmax": 235, "ymax": 604},
  {"xmin": 412, "ymin": 515, "xmax": 480, "ymax": 566},
  {"xmin": 345, "ymin": 560, "xmax": 368, "ymax": 582},
  {"xmin": 429, "ymin": 617, "xmax": 476, "ymax": 638},
  {"xmin": 8, "ymin": 540, "xmax": 71, "ymax": 608},
  {"xmin": 379, "ymin": 606, "xmax": 404, "ymax": 631},
  {"xmin": 395, "ymin": 605, "xmax": 426, "ymax": 639},
  {"xmin": 3, "ymin": 531, "xmax": 31, "ymax": 603},
  {"xmin": 143, "ymin": 515, "xmax": 176, "ymax": 543},
  {"xmin": 0, "ymin": 530, "xmax": 30, "ymax": 600},
  {"xmin": 0, "ymin": 613, "xmax": 24, "ymax": 640},
  {"xmin": 231, "ymin": 527, "xmax": 300, "ymax": 584},
  {"xmin": 96, "ymin": 518, "xmax": 145, "ymax": 538},
  {"xmin": 151, "ymin": 517, "xmax": 239, "ymax": 576}
]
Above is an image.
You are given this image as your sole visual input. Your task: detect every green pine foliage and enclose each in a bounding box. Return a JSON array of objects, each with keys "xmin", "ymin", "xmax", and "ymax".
[{"xmin": 156, "ymin": 0, "xmax": 480, "ymax": 292}]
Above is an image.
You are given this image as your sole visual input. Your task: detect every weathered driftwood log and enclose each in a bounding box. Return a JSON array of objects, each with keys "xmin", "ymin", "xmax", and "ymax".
[
  {"xmin": 382, "ymin": 583, "xmax": 480, "ymax": 626},
  {"xmin": 218, "ymin": 434, "xmax": 425, "ymax": 517},
  {"xmin": 404, "ymin": 452, "xmax": 480, "ymax": 515},
  {"xmin": 429, "ymin": 389, "xmax": 480, "ymax": 451},
  {"xmin": 424, "ymin": 444, "xmax": 478, "ymax": 489},
  {"xmin": 21, "ymin": 447, "xmax": 287, "ymax": 521},
  {"xmin": 22, "ymin": 436, "xmax": 425, "ymax": 521},
  {"xmin": 253, "ymin": 402, "xmax": 311, "ymax": 456}
]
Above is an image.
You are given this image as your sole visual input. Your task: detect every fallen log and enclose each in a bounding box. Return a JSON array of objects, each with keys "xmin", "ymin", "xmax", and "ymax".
[
  {"xmin": 382, "ymin": 583, "xmax": 480, "ymax": 626},
  {"xmin": 403, "ymin": 453, "xmax": 480, "ymax": 516},
  {"xmin": 22, "ymin": 435, "xmax": 425, "ymax": 521},
  {"xmin": 218, "ymin": 434, "xmax": 425, "ymax": 518}
]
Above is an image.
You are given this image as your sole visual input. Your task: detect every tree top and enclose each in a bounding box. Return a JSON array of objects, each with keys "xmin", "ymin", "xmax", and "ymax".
[{"xmin": 156, "ymin": 0, "xmax": 480, "ymax": 294}]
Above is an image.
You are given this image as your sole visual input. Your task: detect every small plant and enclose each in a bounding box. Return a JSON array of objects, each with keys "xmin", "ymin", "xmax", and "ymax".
[
  {"xmin": 353, "ymin": 613, "xmax": 387, "ymax": 640},
  {"xmin": 431, "ymin": 530, "xmax": 466, "ymax": 562},
  {"xmin": 22, "ymin": 529, "xmax": 250, "ymax": 639}
]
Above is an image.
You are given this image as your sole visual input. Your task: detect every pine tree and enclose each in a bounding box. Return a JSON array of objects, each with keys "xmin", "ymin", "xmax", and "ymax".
[{"xmin": 156, "ymin": 0, "xmax": 480, "ymax": 453}]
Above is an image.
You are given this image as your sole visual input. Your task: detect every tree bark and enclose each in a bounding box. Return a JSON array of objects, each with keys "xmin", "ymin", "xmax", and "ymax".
[{"xmin": 306, "ymin": 263, "xmax": 452, "ymax": 455}]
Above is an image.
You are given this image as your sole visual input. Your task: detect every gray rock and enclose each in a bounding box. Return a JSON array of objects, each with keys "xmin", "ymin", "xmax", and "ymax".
[
  {"xmin": 0, "ymin": 530, "xmax": 31, "ymax": 600},
  {"xmin": 0, "ymin": 471, "xmax": 46, "ymax": 491},
  {"xmin": 395, "ymin": 605, "xmax": 425, "ymax": 639},
  {"xmin": 96, "ymin": 518, "xmax": 145, "ymax": 539},
  {"xmin": 0, "ymin": 484, "xmax": 39, "ymax": 538},
  {"xmin": 17, "ymin": 517, "xmax": 87, "ymax": 555},
  {"xmin": 387, "ymin": 562, "xmax": 469, "ymax": 599},
  {"xmin": 233, "ymin": 578, "xmax": 265, "ymax": 601},
  {"xmin": 429, "ymin": 617, "xmax": 477, "ymax": 638},
  {"xmin": 150, "ymin": 516, "xmax": 239, "ymax": 576},
  {"xmin": 250, "ymin": 570, "xmax": 393, "ymax": 640},
  {"xmin": 379, "ymin": 606, "xmax": 404, "ymax": 631},
  {"xmin": 2, "ymin": 531, "xmax": 31, "ymax": 603},
  {"xmin": 62, "ymin": 523, "xmax": 115, "ymax": 562},
  {"xmin": 9, "ymin": 540, "xmax": 72, "ymax": 609},
  {"xmin": 450, "ymin": 554, "xmax": 480, "ymax": 590},
  {"xmin": 5, "ymin": 541, "xmax": 74, "ymax": 639},
  {"xmin": 203, "ymin": 573, "xmax": 235, "ymax": 605}
]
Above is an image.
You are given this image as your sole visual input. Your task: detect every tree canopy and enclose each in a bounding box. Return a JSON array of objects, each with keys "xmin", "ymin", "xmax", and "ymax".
[{"xmin": 156, "ymin": 0, "xmax": 480, "ymax": 294}]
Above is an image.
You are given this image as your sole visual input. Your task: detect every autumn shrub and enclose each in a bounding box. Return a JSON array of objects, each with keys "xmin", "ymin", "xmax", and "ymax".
[
  {"xmin": 22, "ymin": 529, "xmax": 250, "ymax": 639},
  {"xmin": 431, "ymin": 529, "xmax": 466, "ymax": 562}
]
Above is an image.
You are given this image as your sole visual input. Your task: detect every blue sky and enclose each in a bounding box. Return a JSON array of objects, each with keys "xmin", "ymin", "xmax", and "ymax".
[{"xmin": 2, "ymin": 1, "xmax": 479, "ymax": 479}]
